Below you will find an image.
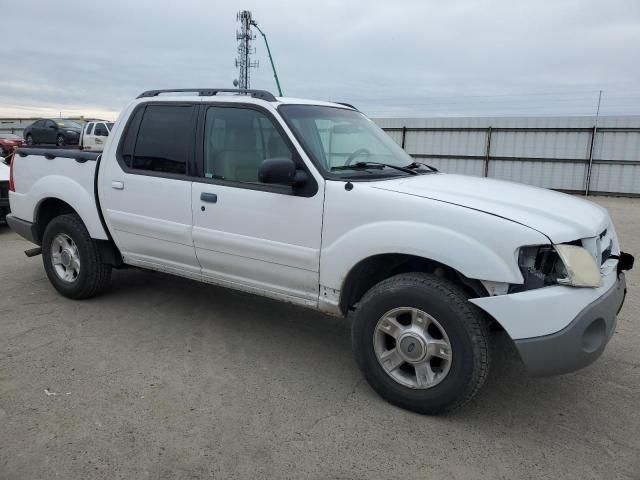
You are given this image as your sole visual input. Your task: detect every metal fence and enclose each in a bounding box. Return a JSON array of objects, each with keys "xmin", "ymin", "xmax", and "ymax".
[{"xmin": 374, "ymin": 116, "xmax": 640, "ymax": 196}]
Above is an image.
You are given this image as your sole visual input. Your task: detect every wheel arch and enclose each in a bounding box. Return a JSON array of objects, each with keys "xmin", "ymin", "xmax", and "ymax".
[
  {"xmin": 338, "ymin": 253, "xmax": 489, "ymax": 316},
  {"xmin": 34, "ymin": 197, "xmax": 78, "ymax": 244},
  {"xmin": 27, "ymin": 174, "xmax": 108, "ymax": 242},
  {"xmin": 35, "ymin": 198, "xmax": 121, "ymax": 265}
]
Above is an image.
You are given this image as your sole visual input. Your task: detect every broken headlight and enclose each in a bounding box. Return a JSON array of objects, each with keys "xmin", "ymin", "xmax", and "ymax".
[
  {"xmin": 515, "ymin": 244, "xmax": 602, "ymax": 292},
  {"xmin": 516, "ymin": 245, "xmax": 568, "ymax": 291}
]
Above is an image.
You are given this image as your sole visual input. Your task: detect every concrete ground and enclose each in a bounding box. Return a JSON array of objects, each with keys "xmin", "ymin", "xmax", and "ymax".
[{"xmin": 0, "ymin": 197, "xmax": 638, "ymax": 480}]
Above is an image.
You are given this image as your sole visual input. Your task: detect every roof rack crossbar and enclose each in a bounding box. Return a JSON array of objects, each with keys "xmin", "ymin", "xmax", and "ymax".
[{"xmin": 137, "ymin": 88, "xmax": 277, "ymax": 102}]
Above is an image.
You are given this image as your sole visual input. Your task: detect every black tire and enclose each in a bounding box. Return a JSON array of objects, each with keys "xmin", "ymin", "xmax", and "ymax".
[
  {"xmin": 41, "ymin": 214, "xmax": 112, "ymax": 299},
  {"xmin": 56, "ymin": 134, "xmax": 65, "ymax": 147},
  {"xmin": 26, "ymin": 134, "xmax": 34, "ymax": 146},
  {"xmin": 351, "ymin": 273, "xmax": 490, "ymax": 415}
]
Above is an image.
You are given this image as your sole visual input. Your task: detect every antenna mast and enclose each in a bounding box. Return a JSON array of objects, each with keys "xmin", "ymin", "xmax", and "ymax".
[{"xmin": 234, "ymin": 11, "xmax": 258, "ymax": 89}]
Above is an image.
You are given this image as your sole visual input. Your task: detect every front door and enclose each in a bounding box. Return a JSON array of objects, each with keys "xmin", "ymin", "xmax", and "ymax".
[
  {"xmin": 100, "ymin": 103, "xmax": 201, "ymax": 278},
  {"xmin": 191, "ymin": 104, "xmax": 324, "ymax": 305}
]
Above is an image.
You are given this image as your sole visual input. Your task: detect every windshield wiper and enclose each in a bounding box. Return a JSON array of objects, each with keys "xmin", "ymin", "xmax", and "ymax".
[
  {"xmin": 331, "ymin": 161, "xmax": 417, "ymax": 175},
  {"xmin": 406, "ymin": 161, "xmax": 438, "ymax": 172}
]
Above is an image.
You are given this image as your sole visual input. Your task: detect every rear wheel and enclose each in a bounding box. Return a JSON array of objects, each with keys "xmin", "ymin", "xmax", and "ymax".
[
  {"xmin": 351, "ymin": 273, "xmax": 490, "ymax": 414},
  {"xmin": 42, "ymin": 214, "xmax": 112, "ymax": 299}
]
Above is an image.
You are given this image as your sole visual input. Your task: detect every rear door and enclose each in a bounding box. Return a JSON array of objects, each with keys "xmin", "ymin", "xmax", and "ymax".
[
  {"xmin": 31, "ymin": 120, "xmax": 48, "ymax": 144},
  {"xmin": 101, "ymin": 102, "xmax": 201, "ymax": 278},
  {"xmin": 191, "ymin": 104, "xmax": 324, "ymax": 305},
  {"xmin": 43, "ymin": 120, "xmax": 58, "ymax": 144}
]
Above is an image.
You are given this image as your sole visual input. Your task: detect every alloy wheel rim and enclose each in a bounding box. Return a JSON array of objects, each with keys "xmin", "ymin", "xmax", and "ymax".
[
  {"xmin": 373, "ymin": 307, "xmax": 452, "ymax": 389},
  {"xmin": 50, "ymin": 233, "xmax": 80, "ymax": 283}
]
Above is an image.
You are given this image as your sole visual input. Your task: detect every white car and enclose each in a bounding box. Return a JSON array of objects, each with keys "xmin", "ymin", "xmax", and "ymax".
[
  {"xmin": 6, "ymin": 88, "xmax": 633, "ymax": 414},
  {"xmin": 79, "ymin": 121, "xmax": 113, "ymax": 151}
]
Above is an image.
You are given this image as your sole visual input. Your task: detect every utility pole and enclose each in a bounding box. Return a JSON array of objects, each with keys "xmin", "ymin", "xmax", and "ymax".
[
  {"xmin": 584, "ymin": 90, "xmax": 603, "ymax": 196},
  {"xmin": 251, "ymin": 20, "xmax": 283, "ymax": 96},
  {"xmin": 234, "ymin": 11, "xmax": 258, "ymax": 90}
]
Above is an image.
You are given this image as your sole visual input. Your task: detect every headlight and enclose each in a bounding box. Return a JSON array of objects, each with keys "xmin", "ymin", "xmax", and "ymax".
[
  {"xmin": 554, "ymin": 244, "xmax": 602, "ymax": 288},
  {"xmin": 517, "ymin": 244, "xmax": 601, "ymax": 290}
]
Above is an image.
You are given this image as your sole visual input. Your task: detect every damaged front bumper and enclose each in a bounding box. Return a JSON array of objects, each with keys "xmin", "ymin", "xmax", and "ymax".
[
  {"xmin": 471, "ymin": 267, "xmax": 628, "ymax": 377},
  {"xmin": 513, "ymin": 273, "xmax": 625, "ymax": 376}
]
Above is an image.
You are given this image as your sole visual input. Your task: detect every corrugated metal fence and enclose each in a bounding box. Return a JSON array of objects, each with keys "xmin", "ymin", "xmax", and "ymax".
[{"xmin": 374, "ymin": 116, "xmax": 640, "ymax": 196}]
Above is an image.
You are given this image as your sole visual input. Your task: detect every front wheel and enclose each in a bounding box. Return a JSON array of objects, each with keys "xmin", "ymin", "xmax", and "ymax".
[
  {"xmin": 26, "ymin": 134, "xmax": 34, "ymax": 146},
  {"xmin": 56, "ymin": 134, "xmax": 65, "ymax": 147},
  {"xmin": 42, "ymin": 214, "xmax": 112, "ymax": 299},
  {"xmin": 351, "ymin": 273, "xmax": 490, "ymax": 415}
]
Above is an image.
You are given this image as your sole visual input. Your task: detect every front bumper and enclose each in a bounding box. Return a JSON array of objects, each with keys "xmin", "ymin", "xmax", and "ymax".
[
  {"xmin": 514, "ymin": 273, "xmax": 626, "ymax": 376},
  {"xmin": 471, "ymin": 265, "xmax": 628, "ymax": 377}
]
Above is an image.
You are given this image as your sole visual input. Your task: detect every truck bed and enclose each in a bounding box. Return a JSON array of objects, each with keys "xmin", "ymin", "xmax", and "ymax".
[{"xmin": 9, "ymin": 148, "xmax": 109, "ymax": 241}]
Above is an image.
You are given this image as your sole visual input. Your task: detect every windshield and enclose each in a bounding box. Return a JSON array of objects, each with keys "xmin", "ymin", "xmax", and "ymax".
[
  {"xmin": 279, "ymin": 105, "xmax": 420, "ymax": 177},
  {"xmin": 106, "ymin": 122, "xmax": 114, "ymax": 130}
]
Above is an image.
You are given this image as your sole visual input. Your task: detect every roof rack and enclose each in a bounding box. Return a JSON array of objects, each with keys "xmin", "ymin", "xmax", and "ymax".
[
  {"xmin": 334, "ymin": 102, "xmax": 358, "ymax": 110},
  {"xmin": 136, "ymin": 88, "xmax": 277, "ymax": 102}
]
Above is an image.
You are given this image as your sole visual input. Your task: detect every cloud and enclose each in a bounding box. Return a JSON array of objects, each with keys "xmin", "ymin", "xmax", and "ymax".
[{"xmin": 1, "ymin": 0, "xmax": 639, "ymax": 118}]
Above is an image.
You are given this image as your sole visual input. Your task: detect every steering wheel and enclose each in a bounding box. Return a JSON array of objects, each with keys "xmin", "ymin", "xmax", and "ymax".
[{"xmin": 345, "ymin": 148, "xmax": 371, "ymax": 166}]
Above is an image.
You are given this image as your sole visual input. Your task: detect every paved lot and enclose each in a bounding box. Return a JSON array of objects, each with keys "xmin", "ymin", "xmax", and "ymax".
[{"xmin": 1, "ymin": 196, "xmax": 639, "ymax": 479}]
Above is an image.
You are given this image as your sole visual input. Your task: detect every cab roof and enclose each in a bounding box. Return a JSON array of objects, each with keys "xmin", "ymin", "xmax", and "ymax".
[{"xmin": 135, "ymin": 88, "xmax": 356, "ymax": 110}]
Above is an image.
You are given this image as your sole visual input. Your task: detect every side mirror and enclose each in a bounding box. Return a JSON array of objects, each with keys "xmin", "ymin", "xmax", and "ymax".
[
  {"xmin": 258, "ymin": 157, "xmax": 307, "ymax": 186},
  {"xmin": 49, "ymin": 125, "xmax": 57, "ymax": 130}
]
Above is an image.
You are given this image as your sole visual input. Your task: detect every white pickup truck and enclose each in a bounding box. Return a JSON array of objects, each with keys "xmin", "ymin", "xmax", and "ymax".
[
  {"xmin": 7, "ymin": 88, "xmax": 633, "ymax": 414},
  {"xmin": 79, "ymin": 120, "xmax": 114, "ymax": 152}
]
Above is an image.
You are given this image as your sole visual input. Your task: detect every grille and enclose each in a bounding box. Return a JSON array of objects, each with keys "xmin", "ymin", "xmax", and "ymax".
[
  {"xmin": 598, "ymin": 228, "xmax": 614, "ymax": 266},
  {"xmin": 601, "ymin": 240, "xmax": 613, "ymax": 265}
]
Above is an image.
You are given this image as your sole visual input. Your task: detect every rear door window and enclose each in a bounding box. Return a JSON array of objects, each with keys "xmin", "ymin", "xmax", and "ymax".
[{"xmin": 120, "ymin": 104, "xmax": 195, "ymax": 176}]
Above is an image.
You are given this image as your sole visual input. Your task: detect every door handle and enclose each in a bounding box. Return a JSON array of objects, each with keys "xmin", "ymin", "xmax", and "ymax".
[
  {"xmin": 111, "ymin": 181, "xmax": 124, "ymax": 190},
  {"xmin": 200, "ymin": 192, "xmax": 218, "ymax": 203}
]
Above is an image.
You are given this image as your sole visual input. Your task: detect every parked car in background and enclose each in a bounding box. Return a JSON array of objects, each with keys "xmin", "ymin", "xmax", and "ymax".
[
  {"xmin": 80, "ymin": 121, "xmax": 114, "ymax": 152},
  {"xmin": 0, "ymin": 156, "xmax": 9, "ymax": 222},
  {"xmin": 0, "ymin": 133, "xmax": 24, "ymax": 156},
  {"xmin": 23, "ymin": 119, "xmax": 82, "ymax": 147}
]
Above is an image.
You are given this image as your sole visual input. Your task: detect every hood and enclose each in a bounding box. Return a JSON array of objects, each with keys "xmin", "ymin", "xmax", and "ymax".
[{"xmin": 372, "ymin": 173, "xmax": 609, "ymax": 244}]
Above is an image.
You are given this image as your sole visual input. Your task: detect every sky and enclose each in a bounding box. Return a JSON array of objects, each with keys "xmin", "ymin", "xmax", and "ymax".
[{"xmin": 1, "ymin": 0, "xmax": 639, "ymax": 120}]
